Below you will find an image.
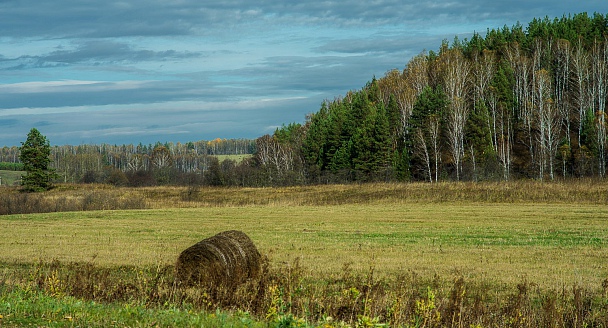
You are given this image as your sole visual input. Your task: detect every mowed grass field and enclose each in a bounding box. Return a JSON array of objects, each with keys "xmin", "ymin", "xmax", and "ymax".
[{"xmin": 1, "ymin": 201, "xmax": 606, "ymax": 290}]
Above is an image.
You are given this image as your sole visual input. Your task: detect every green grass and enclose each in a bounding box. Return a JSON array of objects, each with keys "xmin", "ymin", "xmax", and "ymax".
[
  {"xmin": 0, "ymin": 286, "xmax": 266, "ymax": 327},
  {"xmin": 0, "ymin": 170, "xmax": 23, "ymax": 187}
]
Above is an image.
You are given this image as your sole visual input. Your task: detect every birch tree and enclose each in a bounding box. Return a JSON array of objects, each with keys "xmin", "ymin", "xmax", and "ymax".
[
  {"xmin": 591, "ymin": 38, "xmax": 608, "ymax": 177},
  {"xmin": 255, "ymin": 134, "xmax": 298, "ymax": 183},
  {"xmin": 397, "ymin": 53, "xmax": 429, "ymax": 143},
  {"xmin": 378, "ymin": 69, "xmax": 417, "ymax": 142},
  {"xmin": 472, "ymin": 50, "xmax": 495, "ymax": 114},
  {"xmin": 529, "ymin": 39, "xmax": 549, "ymax": 173},
  {"xmin": 535, "ymin": 69, "xmax": 561, "ymax": 180},
  {"xmin": 441, "ymin": 49, "xmax": 470, "ymax": 180},
  {"xmin": 414, "ymin": 127, "xmax": 432, "ymax": 182},
  {"xmin": 553, "ymin": 39, "xmax": 571, "ymax": 148},
  {"xmin": 571, "ymin": 37, "xmax": 591, "ymax": 150},
  {"xmin": 405, "ymin": 53, "xmax": 430, "ymax": 96},
  {"xmin": 487, "ymin": 86, "xmax": 512, "ymax": 180},
  {"xmin": 506, "ymin": 42, "xmax": 534, "ymax": 168},
  {"xmin": 151, "ymin": 145, "xmax": 173, "ymax": 169},
  {"xmin": 428, "ymin": 114, "xmax": 442, "ymax": 182}
]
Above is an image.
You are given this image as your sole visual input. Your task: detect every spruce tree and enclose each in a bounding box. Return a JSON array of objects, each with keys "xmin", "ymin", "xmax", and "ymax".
[{"xmin": 19, "ymin": 128, "xmax": 57, "ymax": 192}]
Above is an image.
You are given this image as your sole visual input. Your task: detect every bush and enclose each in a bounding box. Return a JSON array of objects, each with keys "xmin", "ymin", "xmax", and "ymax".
[{"xmin": 125, "ymin": 170, "xmax": 157, "ymax": 187}]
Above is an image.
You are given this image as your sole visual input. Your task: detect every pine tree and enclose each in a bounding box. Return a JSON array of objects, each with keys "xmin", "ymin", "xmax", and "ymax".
[
  {"xmin": 19, "ymin": 128, "xmax": 57, "ymax": 192},
  {"xmin": 329, "ymin": 141, "xmax": 352, "ymax": 173},
  {"xmin": 302, "ymin": 104, "xmax": 329, "ymax": 179},
  {"xmin": 350, "ymin": 105, "xmax": 376, "ymax": 180},
  {"xmin": 372, "ymin": 104, "xmax": 393, "ymax": 177}
]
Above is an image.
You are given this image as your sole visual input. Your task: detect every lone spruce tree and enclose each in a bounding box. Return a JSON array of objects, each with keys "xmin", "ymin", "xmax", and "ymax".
[{"xmin": 19, "ymin": 128, "xmax": 56, "ymax": 192}]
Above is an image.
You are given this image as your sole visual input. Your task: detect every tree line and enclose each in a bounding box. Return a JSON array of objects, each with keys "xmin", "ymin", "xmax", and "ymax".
[
  {"xmin": 3, "ymin": 13, "xmax": 608, "ymax": 187},
  {"xmin": 1, "ymin": 139, "xmax": 256, "ymax": 186}
]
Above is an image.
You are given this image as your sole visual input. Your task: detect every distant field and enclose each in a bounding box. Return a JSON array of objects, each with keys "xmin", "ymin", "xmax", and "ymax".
[
  {"xmin": 1, "ymin": 203, "xmax": 606, "ymax": 289},
  {"xmin": 0, "ymin": 170, "xmax": 22, "ymax": 186},
  {"xmin": 213, "ymin": 154, "xmax": 252, "ymax": 163}
]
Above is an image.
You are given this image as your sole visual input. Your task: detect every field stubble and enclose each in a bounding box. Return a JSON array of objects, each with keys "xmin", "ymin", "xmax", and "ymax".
[{"xmin": 1, "ymin": 202, "xmax": 607, "ymax": 289}]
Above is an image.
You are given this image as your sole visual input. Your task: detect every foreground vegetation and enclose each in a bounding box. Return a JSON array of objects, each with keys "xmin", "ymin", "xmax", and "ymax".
[
  {"xmin": 1, "ymin": 181, "xmax": 607, "ymax": 326},
  {"xmin": 3, "ymin": 257, "xmax": 606, "ymax": 327}
]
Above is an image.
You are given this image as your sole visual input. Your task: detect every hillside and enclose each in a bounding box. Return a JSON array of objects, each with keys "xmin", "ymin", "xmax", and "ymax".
[{"xmin": 267, "ymin": 12, "xmax": 608, "ymax": 183}]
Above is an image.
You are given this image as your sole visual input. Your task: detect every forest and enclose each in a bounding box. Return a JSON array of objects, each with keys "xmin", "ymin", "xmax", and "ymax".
[
  {"xmin": 264, "ymin": 12, "xmax": 608, "ymax": 185},
  {"xmin": 2, "ymin": 12, "xmax": 608, "ymax": 187}
]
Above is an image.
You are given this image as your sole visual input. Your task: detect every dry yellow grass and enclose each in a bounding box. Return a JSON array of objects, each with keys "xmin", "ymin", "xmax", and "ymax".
[
  {"xmin": 2, "ymin": 180, "xmax": 608, "ymax": 215},
  {"xmin": 1, "ymin": 201, "xmax": 606, "ymax": 290}
]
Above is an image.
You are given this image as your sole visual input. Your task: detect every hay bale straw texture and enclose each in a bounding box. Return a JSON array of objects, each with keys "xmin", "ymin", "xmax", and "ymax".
[{"xmin": 175, "ymin": 230, "xmax": 261, "ymax": 287}]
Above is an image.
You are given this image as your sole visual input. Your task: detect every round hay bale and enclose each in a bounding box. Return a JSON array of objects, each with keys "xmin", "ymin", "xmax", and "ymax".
[{"xmin": 175, "ymin": 230, "xmax": 261, "ymax": 287}]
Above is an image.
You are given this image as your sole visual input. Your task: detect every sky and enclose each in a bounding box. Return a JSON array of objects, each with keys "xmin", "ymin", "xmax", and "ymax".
[{"xmin": 1, "ymin": 1, "xmax": 607, "ymax": 147}]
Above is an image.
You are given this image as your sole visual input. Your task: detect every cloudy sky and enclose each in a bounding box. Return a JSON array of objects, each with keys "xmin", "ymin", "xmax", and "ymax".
[{"xmin": 1, "ymin": 1, "xmax": 606, "ymax": 146}]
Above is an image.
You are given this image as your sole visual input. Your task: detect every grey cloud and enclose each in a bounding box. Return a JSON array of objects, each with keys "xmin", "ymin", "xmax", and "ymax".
[
  {"xmin": 1, "ymin": 41, "xmax": 204, "ymax": 70},
  {"xmin": 3, "ymin": 1, "xmax": 606, "ymax": 38},
  {"xmin": 32, "ymin": 121, "xmax": 54, "ymax": 127},
  {"xmin": 222, "ymin": 35, "xmax": 433, "ymax": 95},
  {"xmin": 0, "ymin": 80, "xmax": 233, "ymax": 109},
  {"xmin": 314, "ymin": 33, "xmax": 440, "ymax": 55},
  {"xmin": 45, "ymin": 41, "xmax": 203, "ymax": 63},
  {"xmin": 1, "ymin": 0, "xmax": 586, "ymax": 39},
  {"xmin": 213, "ymin": 55, "xmax": 360, "ymax": 96},
  {"xmin": 1, "ymin": 1, "xmax": 604, "ymax": 46},
  {"xmin": 0, "ymin": 96, "xmax": 318, "ymax": 146},
  {"xmin": 0, "ymin": 1, "xmax": 201, "ymax": 38},
  {"xmin": 260, "ymin": 55, "xmax": 397, "ymax": 90},
  {"xmin": 0, "ymin": 119, "xmax": 19, "ymax": 127}
]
